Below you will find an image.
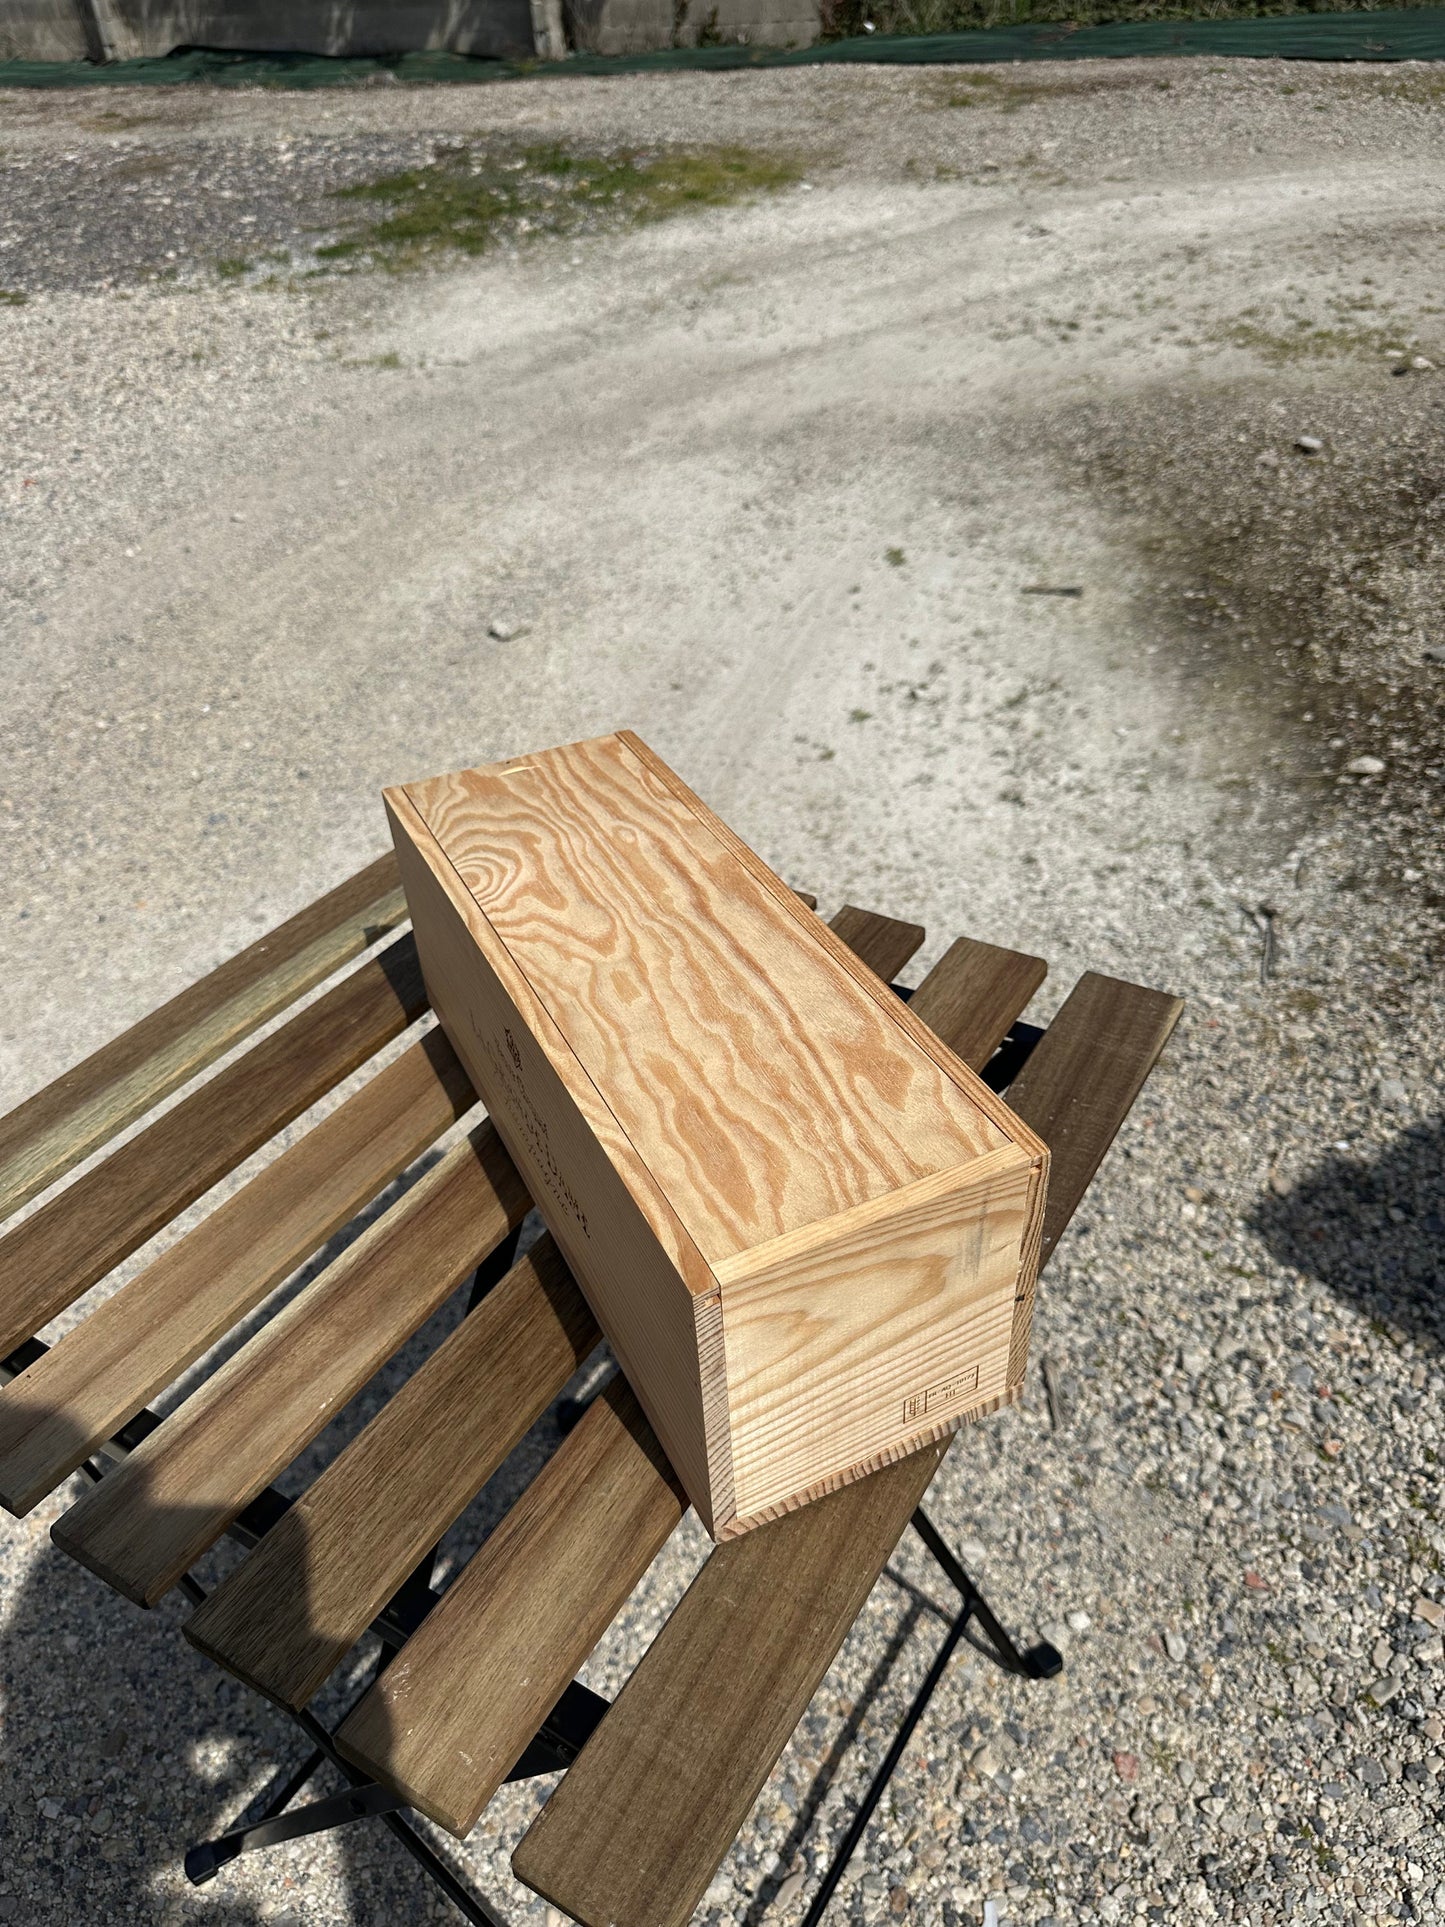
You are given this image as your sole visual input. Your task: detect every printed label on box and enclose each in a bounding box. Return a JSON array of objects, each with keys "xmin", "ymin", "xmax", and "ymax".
[{"xmin": 903, "ymin": 1364, "xmax": 980, "ymax": 1425}]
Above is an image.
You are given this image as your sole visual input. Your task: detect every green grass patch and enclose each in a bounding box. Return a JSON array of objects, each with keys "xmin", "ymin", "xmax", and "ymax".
[
  {"xmin": 318, "ymin": 140, "xmax": 802, "ymax": 271},
  {"xmin": 1220, "ymin": 315, "xmax": 1419, "ymax": 366},
  {"xmin": 0, "ymin": 289, "xmax": 27, "ymax": 306},
  {"xmin": 934, "ymin": 67, "xmax": 1173, "ymax": 108}
]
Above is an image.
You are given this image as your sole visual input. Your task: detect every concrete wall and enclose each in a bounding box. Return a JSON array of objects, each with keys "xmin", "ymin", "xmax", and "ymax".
[
  {"xmin": 0, "ymin": 0, "xmax": 543, "ymax": 62},
  {"xmin": 0, "ymin": 0, "xmax": 819, "ymax": 64},
  {"xmin": 0, "ymin": 0, "xmax": 92, "ymax": 58}
]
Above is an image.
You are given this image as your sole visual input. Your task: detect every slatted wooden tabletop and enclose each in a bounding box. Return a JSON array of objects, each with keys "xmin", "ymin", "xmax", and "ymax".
[{"xmin": 0, "ymin": 854, "xmax": 1181, "ymax": 1927}]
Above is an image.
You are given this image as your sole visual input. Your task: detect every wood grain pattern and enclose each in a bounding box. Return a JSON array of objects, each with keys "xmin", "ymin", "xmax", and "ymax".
[
  {"xmin": 825, "ymin": 906, "xmax": 924, "ymax": 986},
  {"xmin": 336, "ymin": 1376, "xmax": 685, "ymax": 1837},
  {"xmin": 52, "ymin": 1121, "xmax": 529, "ymax": 1606},
  {"xmin": 510, "ymin": 967, "xmax": 1180, "ymax": 1927},
  {"xmin": 185, "ymin": 1235, "xmax": 597, "ymax": 1710},
  {"xmin": 401, "ymin": 735, "xmax": 1008, "ymax": 1265},
  {"xmin": 0, "ymin": 855, "xmax": 404, "ymax": 1226},
  {"xmin": 0, "ymin": 935, "xmax": 428, "ymax": 1366},
  {"xmin": 0, "ymin": 1031, "xmax": 475, "ymax": 1518},
  {"xmin": 716, "ymin": 1149, "xmax": 1033, "ymax": 1525},
  {"xmin": 391, "ymin": 734, "xmax": 1047, "ymax": 1536},
  {"xmin": 618, "ymin": 734, "xmax": 1044, "ymax": 1168},
  {"xmin": 390, "ymin": 795, "xmax": 726, "ymax": 1528}
]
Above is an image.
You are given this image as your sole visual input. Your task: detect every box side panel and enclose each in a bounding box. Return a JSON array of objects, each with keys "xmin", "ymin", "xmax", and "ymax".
[
  {"xmin": 387, "ymin": 793, "xmax": 726, "ymax": 1531},
  {"xmin": 402, "ymin": 735, "xmax": 1008, "ymax": 1267},
  {"xmin": 716, "ymin": 1148, "xmax": 1035, "ymax": 1526}
]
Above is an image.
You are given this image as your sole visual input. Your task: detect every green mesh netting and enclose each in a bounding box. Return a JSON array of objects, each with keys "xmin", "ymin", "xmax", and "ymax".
[{"xmin": 0, "ymin": 4, "xmax": 1442, "ymax": 88}]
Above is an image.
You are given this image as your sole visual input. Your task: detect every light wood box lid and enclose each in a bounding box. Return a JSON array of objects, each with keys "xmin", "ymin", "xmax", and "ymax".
[{"xmin": 392, "ymin": 730, "xmax": 1041, "ymax": 1275}]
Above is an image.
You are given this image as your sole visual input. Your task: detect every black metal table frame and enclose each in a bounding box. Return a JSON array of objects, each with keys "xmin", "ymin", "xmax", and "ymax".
[{"xmin": 7, "ymin": 1015, "xmax": 1061, "ymax": 1927}]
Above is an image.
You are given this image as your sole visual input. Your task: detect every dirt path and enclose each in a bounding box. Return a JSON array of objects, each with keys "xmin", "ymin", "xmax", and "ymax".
[{"xmin": 0, "ymin": 59, "xmax": 1442, "ymax": 1927}]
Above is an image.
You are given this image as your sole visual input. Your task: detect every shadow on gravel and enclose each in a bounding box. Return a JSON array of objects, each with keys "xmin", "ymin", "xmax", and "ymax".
[{"xmin": 1250, "ymin": 1116, "xmax": 1445, "ymax": 1354}]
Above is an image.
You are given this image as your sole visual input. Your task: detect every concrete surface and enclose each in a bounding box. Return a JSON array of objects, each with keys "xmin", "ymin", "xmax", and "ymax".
[
  {"xmin": 0, "ymin": 0, "xmax": 540, "ymax": 63},
  {"xmin": 0, "ymin": 57, "xmax": 1442, "ymax": 1927}
]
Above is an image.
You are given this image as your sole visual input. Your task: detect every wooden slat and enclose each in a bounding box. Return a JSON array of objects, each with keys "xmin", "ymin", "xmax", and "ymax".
[
  {"xmin": 514, "ymin": 1434, "xmax": 952, "ymax": 1927},
  {"xmin": 0, "ymin": 1031, "xmax": 475, "ymax": 1518},
  {"xmin": 51, "ymin": 1122, "xmax": 530, "ymax": 1606},
  {"xmin": 825, "ymin": 906, "xmax": 924, "ymax": 985},
  {"xmin": 0, "ymin": 854, "xmax": 404, "ymax": 1225},
  {"xmin": 511, "ymin": 967, "xmax": 1180, "ymax": 1927},
  {"xmin": 337, "ymin": 1377, "xmax": 685, "ymax": 1836},
  {"xmin": 907, "ymin": 934, "xmax": 1047, "ymax": 1069},
  {"xmin": 0, "ymin": 934, "xmax": 429, "ymax": 1366},
  {"xmin": 996, "ymin": 970, "xmax": 1183, "ymax": 1384},
  {"xmin": 184, "ymin": 1236, "xmax": 598, "ymax": 1709},
  {"xmin": 1006, "ymin": 971, "xmax": 1183, "ymax": 1265}
]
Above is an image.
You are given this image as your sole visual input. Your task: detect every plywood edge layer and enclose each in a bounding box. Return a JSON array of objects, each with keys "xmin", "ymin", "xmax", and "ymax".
[
  {"xmin": 616, "ymin": 730, "xmax": 1045, "ymax": 1168},
  {"xmin": 714, "ymin": 1382, "xmax": 1024, "ymax": 1540},
  {"xmin": 1006, "ymin": 1144, "xmax": 1050, "ymax": 1392},
  {"xmin": 384, "ymin": 783, "xmax": 713, "ymax": 1299},
  {"xmin": 692, "ymin": 1286, "xmax": 734, "ymax": 1537}
]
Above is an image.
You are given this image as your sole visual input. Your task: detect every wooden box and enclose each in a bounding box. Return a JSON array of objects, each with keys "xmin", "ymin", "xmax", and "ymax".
[{"xmin": 385, "ymin": 731, "xmax": 1048, "ymax": 1539}]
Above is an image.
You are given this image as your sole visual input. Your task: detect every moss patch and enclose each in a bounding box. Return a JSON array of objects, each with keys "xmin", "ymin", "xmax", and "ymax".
[{"xmin": 317, "ymin": 140, "xmax": 802, "ymax": 271}]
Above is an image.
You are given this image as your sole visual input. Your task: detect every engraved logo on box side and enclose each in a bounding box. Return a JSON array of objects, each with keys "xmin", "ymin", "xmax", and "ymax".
[
  {"xmin": 903, "ymin": 1364, "xmax": 980, "ymax": 1425},
  {"xmin": 482, "ymin": 1031, "xmax": 591, "ymax": 1238}
]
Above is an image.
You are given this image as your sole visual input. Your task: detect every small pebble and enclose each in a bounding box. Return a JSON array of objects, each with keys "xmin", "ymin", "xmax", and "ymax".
[
  {"xmin": 1295, "ymin": 434, "xmax": 1324, "ymax": 454},
  {"xmin": 1346, "ymin": 755, "xmax": 1386, "ymax": 777}
]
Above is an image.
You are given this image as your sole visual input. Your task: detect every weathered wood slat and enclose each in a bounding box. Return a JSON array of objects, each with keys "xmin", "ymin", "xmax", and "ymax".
[
  {"xmin": 184, "ymin": 1235, "xmax": 597, "ymax": 1710},
  {"xmin": 1006, "ymin": 971, "xmax": 1183, "ymax": 1265},
  {"xmin": 0, "ymin": 854, "xmax": 404, "ymax": 1225},
  {"xmin": 0, "ymin": 1030, "xmax": 475, "ymax": 1518},
  {"xmin": 825, "ymin": 906, "xmax": 924, "ymax": 985},
  {"xmin": 906, "ymin": 935, "xmax": 1047, "ymax": 1069},
  {"xmin": 0, "ymin": 935, "xmax": 429, "ymax": 1366},
  {"xmin": 336, "ymin": 1376, "xmax": 685, "ymax": 1837},
  {"xmin": 510, "ymin": 968, "xmax": 1180, "ymax": 1927},
  {"xmin": 994, "ymin": 970, "xmax": 1183, "ymax": 1384},
  {"xmin": 51, "ymin": 1122, "xmax": 530, "ymax": 1606},
  {"xmin": 513, "ymin": 1433, "xmax": 953, "ymax": 1927}
]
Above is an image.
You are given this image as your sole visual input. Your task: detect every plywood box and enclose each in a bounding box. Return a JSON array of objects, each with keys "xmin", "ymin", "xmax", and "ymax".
[{"xmin": 385, "ymin": 732, "xmax": 1048, "ymax": 1539}]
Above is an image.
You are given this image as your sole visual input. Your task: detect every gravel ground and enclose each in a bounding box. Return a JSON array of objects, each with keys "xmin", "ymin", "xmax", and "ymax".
[{"xmin": 0, "ymin": 54, "xmax": 1443, "ymax": 1927}]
